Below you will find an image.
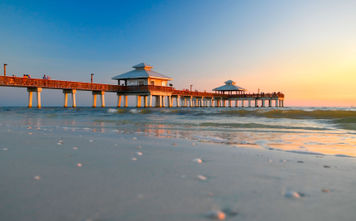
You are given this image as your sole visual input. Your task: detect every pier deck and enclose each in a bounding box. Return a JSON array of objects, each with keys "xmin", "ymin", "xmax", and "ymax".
[{"xmin": 0, "ymin": 76, "xmax": 284, "ymax": 108}]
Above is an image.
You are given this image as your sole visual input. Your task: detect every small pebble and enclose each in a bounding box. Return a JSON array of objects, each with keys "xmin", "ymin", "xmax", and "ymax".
[
  {"xmin": 77, "ymin": 163, "xmax": 83, "ymax": 167},
  {"xmin": 322, "ymin": 188, "xmax": 330, "ymax": 193},
  {"xmin": 28, "ymin": 132, "xmax": 32, "ymax": 135},
  {"xmin": 73, "ymin": 146, "xmax": 78, "ymax": 150},
  {"xmin": 132, "ymin": 157, "xmax": 137, "ymax": 161},
  {"xmin": 57, "ymin": 142, "xmax": 63, "ymax": 145},
  {"xmin": 132, "ymin": 137, "xmax": 137, "ymax": 141},
  {"xmin": 89, "ymin": 139, "xmax": 94, "ymax": 143},
  {"xmin": 171, "ymin": 142, "xmax": 177, "ymax": 146},
  {"xmin": 33, "ymin": 176, "xmax": 41, "ymax": 180},
  {"xmin": 136, "ymin": 152, "xmax": 143, "ymax": 156},
  {"xmin": 197, "ymin": 175, "xmax": 207, "ymax": 181},
  {"xmin": 297, "ymin": 160, "xmax": 304, "ymax": 163},
  {"xmin": 323, "ymin": 165, "xmax": 331, "ymax": 168},
  {"xmin": 0, "ymin": 148, "xmax": 8, "ymax": 151},
  {"xmin": 193, "ymin": 158, "xmax": 203, "ymax": 164},
  {"xmin": 207, "ymin": 210, "xmax": 226, "ymax": 220}
]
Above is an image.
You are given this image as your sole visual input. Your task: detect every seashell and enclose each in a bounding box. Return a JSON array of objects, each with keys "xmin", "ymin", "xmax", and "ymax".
[
  {"xmin": 73, "ymin": 146, "xmax": 78, "ymax": 150},
  {"xmin": 197, "ymin": 175, "xmax": 207, "ymax": 181},
  {"xmin": 207, "ymin": 210, "xmax": 226, "ymax": 220},
  {"xmin": 193, "ymin": 158, "xmax": 203, "ymax": 164},
  {"xmin": 33, "ymin": 176, "xmax": 41, "ymax": 180},
  {"xmin": 132, "ymin": 157, "xmax": 137, "ymax": 161},
  {"xmin": 77, "ymin": 163, "xmax": 83, "ymax": 167},
  {"xmin": 136, "ymin": 152, "xmax": 143, "ymax": 156},
  {"xmin": 284, "ymin": 191, "xmax": 301, "ymax": 199}
]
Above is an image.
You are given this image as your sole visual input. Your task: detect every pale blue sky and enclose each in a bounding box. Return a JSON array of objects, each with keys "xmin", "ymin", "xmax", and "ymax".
[{"xmin": 1, "ymin": 0, "xmax": 355, "ymax": 106}]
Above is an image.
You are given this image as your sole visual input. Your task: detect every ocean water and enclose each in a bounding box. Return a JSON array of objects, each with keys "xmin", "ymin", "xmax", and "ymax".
[{"xmin": 0, "ymin": 106, "xmax": 355, "ymax": 157}]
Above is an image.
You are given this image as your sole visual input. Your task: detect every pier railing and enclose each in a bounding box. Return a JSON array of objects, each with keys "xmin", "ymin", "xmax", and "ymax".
[
  {"xmin": 0, "ymin": 76, "xmax": 284, "ymax": 99},
  {"xmin": 0, "ymin": 76, "xmax": 120, "ymax": 92}
]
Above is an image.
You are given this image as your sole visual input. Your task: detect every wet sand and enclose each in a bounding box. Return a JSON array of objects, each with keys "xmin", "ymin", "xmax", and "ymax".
[{"xmin": 1, "ymin": 127, "xmax": 356, "ymax": 221}]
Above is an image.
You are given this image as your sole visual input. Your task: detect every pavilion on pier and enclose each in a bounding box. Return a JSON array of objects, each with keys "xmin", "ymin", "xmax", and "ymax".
[
  {"xmin": 213, "ymin": 80, "xmax": 246, "ymax": 95},
  {"xmin": 112, "ymin": 63, "xmax": 172, "ymax": 87}
]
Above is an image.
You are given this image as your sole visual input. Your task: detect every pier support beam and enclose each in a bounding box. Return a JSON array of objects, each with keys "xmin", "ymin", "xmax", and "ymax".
[
  {"xmin": 176, "ymin": 96, "xmax": 180, "ymax": 107},
  {"xmin": 167, "ymin": 96, "xmax": 172, "ymax": 108},
  {"xmin": 228, "ymin": 99, "xmax": 232, "ymax": 107},
  {"xmin": 27, "ymin": 88, "xmax": 42, "ymax": 108},
  {"xmin": 268, "ymin": 99, "xmax": 272, "ymax": 107},
  {"xmin": 92, "ymin": 91, "xmax": 105, "ymax": 108},
  {"xmin": 262, "ymin": 99, "xmax": 265, "ymax": 108},
  {"xmin": 92, "ymin": 93, "xmax": 97, "ymax": 108},
  {"xmin": 144, "ymin": 96, "xmax": 148, "ymax": 108},
  {"xmin": 136, "ymin": 95, "xmax": 142, "ymax": 108},
  {"xmin": 255, "ymin": 99, "xmax": 258, "ymax": 108},
  {"xmin": 117, "ymin": 94, "xmax": 122, "ymax": 108},
  {"xmin": 149, "ymin": 95, "xmax": 152, "ymax": 107},
  {"xmin": 124, "ymin": 95, "xmax": 128, "ymax": 108},
  {"xmin": 189, "ymin": 97, "xmax": 193, "ymax": 107},
  {"xmin": 248, "ymin": 100, "xmax": 251, "ymax": 107},
  {"xmin": 63, "ymin": 89, "xmax": 76, "ymax": 108},
  {"xmin": 155, "ymin": 96, "xmax": 162, "ymax": 108},
  {"xmin": 275, "ymin": 99, "xmax": 279, "ymax": 107}
]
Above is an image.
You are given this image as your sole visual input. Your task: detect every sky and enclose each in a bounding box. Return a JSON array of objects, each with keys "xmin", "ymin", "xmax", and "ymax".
[{"xmin": 0, "ymin": 0, "xmax": 355, "ymax": 106}]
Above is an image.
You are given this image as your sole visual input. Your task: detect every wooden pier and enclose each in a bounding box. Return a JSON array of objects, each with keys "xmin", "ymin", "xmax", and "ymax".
[{"xmin": 0, "ymin": 75, "xmax": 284, "ymax": 108}]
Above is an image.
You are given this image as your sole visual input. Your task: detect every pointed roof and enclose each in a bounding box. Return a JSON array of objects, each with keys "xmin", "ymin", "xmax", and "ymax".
[
  {"xmin": 213, "ymin": 80, "xmax": 246, "ymax": 91},
  {"xmin": 112, "ymin": 63, "xmax": 172, "ymax": 80}
]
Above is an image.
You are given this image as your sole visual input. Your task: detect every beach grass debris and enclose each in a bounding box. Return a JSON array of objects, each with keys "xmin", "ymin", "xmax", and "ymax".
[{"xmin": 207, "ymin": 210, "xmax": 226, "ymax": 220}]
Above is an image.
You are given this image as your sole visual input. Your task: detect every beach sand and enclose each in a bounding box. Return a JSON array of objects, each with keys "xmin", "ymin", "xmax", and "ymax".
[{"xmin": 1, "ymin": 126, "xmax": 356, "ymax": 221}]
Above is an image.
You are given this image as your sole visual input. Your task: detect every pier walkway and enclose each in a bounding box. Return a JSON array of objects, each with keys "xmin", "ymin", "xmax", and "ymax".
[{"xmin": 0, "ymin": 76, "xmax": 284, "ymax": 108}]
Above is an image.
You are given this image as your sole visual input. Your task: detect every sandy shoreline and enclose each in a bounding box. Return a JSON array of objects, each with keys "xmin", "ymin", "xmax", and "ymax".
[{"xmin": 1, "ymin": 126, "xmax": 356, "ymax": 221}]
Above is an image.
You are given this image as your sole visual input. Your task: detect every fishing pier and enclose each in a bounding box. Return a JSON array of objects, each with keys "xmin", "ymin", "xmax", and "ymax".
[{"xmin": 0, "ymin": 63, "xmax": 284, "ymax": 108}]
